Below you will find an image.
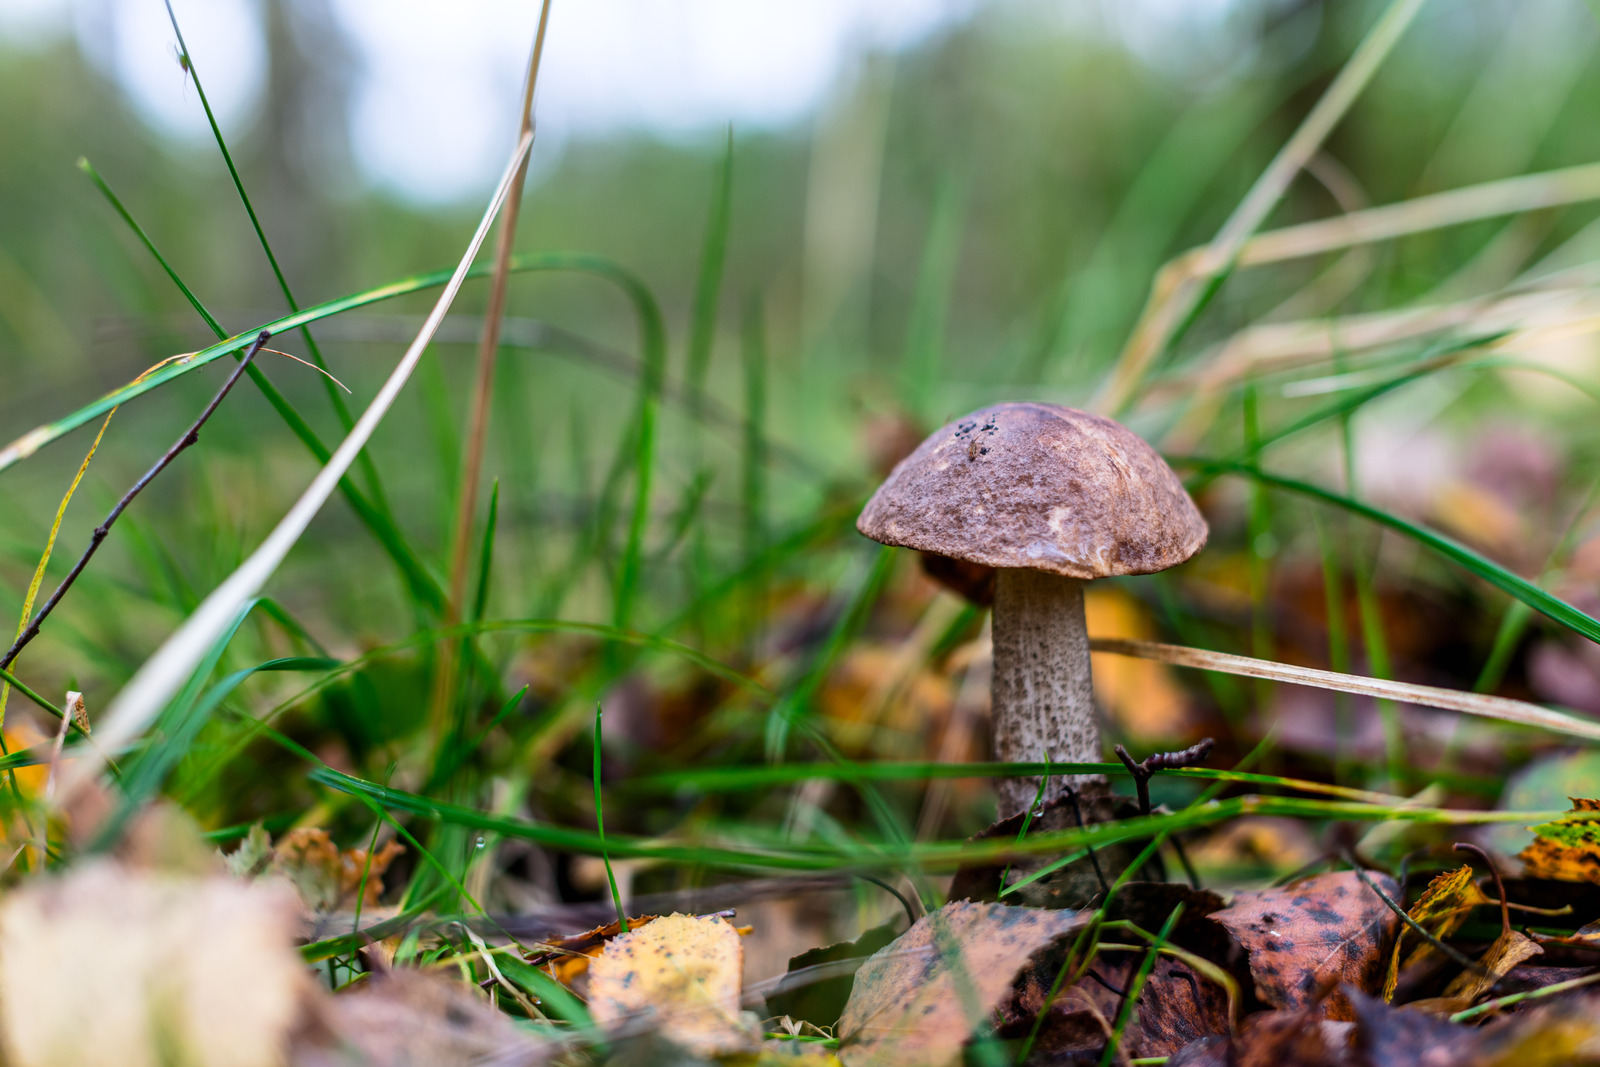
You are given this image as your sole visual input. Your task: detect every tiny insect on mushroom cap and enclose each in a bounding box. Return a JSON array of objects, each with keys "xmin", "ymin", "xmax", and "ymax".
[{"xmin": 857, "ymin": 402, "xmax": 1207, "ymax": 818}]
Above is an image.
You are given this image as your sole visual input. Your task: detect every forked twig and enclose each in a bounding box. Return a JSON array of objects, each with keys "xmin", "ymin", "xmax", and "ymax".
[
  {"xmin": 0, "ymin": 330, "xmax": 272, "ymax": 672},
  {"xmin": 1113, "ymin": 739, "xmax": 1215, "ymax": 817}
]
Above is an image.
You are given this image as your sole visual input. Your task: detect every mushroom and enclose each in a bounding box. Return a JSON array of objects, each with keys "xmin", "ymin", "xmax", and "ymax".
[{"xmin": 857, "ymin": 402, "xmax": 1207, "ymax": 818}]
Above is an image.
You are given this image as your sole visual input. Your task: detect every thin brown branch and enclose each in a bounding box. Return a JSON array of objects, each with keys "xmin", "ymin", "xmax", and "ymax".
[{"xmin": 0, "ymin": 330, "xmax": 272, "ymax": 672}]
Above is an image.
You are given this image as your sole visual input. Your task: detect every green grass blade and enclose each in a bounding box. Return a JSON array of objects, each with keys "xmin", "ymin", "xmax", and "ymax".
[
  {"xmin": 161, "ymin": 2, "xmax": 381, "ymax": 505},
  {"xmin": 1, "ymin": 252, "xmax": 664, "ymax": 475},
  {"xmin": 471, "ymin": 480, "xmax": 499, "ymax": 624},
  {"xmin": 310, "ymin": 765, "xmax": 1557, "ymax": 875},
  {"xmin": 764, "ymin": 545, "xmax": 895, "ymax": 760},
  {"xmin": 1175, "ymin": 457, "xmax": 1600, "ymax": 645},
  {"xmin": 741, "ymin": 294, "xmax": 769, "ymax": 656},
  {"xmin": 593, "ymin": 704, "xmax": 629, "ymax": 931},
  {"xmin": 76, "ymin": 158, "xmax": 443, "ymax": 615},
  {"xmin": 901, "ymin": 172, "xmax": 965, "ymax": 419},
  {"xmin": 611, "ymin": 272, "xmax": 668, "ymax": 633},
  {"xmin": 687, "ymin": 128, "xmax": 734, "ymax": 404}
]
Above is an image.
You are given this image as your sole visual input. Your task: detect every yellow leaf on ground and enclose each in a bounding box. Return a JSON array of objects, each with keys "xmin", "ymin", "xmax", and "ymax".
[
  {"xmin": 1383, "ymin": 864, "xmax": 1493, "ymax": 1000},
  {"xmin": 587, "ymin": 912, "xmax": 756, "ymax": 1057},
  {"xmin": 1519, "ymin": 798, "xmax": 1600, "ymax": 884}
]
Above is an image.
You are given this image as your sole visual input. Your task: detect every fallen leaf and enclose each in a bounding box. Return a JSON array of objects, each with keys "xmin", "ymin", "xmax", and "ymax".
[
  {"xmin": 1441, "ymin": 930, "xmax": 1544, "ymax": 1004},
  {"xmin": 1211, "ymin": 871, "xmax": 1401, "ymax": 1021},
  {"xmin": 1383, "ymin": 864, "xmax": 1494, "ymax": 999},
  {"xmin": 1532, "ymin": 917, "xmax": 1600, "ymax": 948},
  {"xmin": 1168, "ymin": 1008, "xmax": 1357, "ymax": 1067},
  {"xmin": 295, "ymin": 969, "xmax": 546, "ymax": 1067},
  {"xmin": 1487, "ymin": 753, "xmax": 1600, "ymax": 857},
  {"xmin": 1348, "ymin": 988, "xmax": 1485, "ymax": 1066},
  {"xmin": 1000, "ymin": 885, "xmax": 1237, "ymax": 1060},
  {"xmin": 763, "ymin": 918, "xmax": 903, "ymax": 1030},
  {"xmin": 587, "ymin": 912, "xmax": 757, "ymax": 1057},
  {"xmin": 0, "ymin": 859, "xmax": 306, "ymax": 1067},
  {"xmin": 754, "ymin": 1038, "xmax": 845, "ymax": 1065},
  {"xmin": 524, "ymin": 913, "xmax": 661, "ymax": 988},
  {"xmin": 1350, "ymin": 984, "xmax": 1600, "ymax": 1066},
  {"xmin": 835, "ymin": 900, "xmax": 1087, "ymax": 1067},
  {"xmin": 242, "ymin": 826, "xmax": 405, "ymax": 913},
  {"xmin": 1520, "ymin": 799, "xmax": 1600, "ymax": 885},
  {"xmin": 1016, "ymin": 950, "xmax": 1232, "ymax": 1062},
  {"xmin": 224, "ymin": 822, "xmax": 276, "ymax": 879}
]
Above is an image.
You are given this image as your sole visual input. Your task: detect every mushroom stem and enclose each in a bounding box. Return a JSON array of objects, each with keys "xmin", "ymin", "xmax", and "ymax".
[{"xmin": 990, "ymin": 568, "xmax": 1106, "ymax": 817}]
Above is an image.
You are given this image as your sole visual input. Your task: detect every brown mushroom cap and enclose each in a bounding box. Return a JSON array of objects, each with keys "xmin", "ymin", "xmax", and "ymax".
[{"xmin": 857, "ymin": 402, "xmax": 1207, "ymax": 580}]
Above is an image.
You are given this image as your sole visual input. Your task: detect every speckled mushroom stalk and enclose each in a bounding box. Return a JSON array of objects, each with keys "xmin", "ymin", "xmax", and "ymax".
[
  {"xmin": 990, "ymin": 568, "xmax": 1097, "ymax": 815},
  {"xmin": 857, "ymin": 402, "xmax": 1208, "ymax": 820}
]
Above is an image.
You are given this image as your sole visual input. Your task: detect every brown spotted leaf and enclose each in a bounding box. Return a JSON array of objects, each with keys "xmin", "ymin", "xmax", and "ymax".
[
  {"xmin": 1382, "ymin": 864, "xmax": 1494, "ymax": 999},
  {"xmin": 1211, "ymin": 871, "xmax": 1400, "ymax": 1021},
  {"xmin": 586, "ymin": 912, "xmax": 756, "ymax": 1057},
  {"xmin": 835, "ymin": 900, "xmax": 1087, "ymax": 1067},
  {"xmin": 1519, "ymin": 798, "xmax": 1600, "ymax": 885}
]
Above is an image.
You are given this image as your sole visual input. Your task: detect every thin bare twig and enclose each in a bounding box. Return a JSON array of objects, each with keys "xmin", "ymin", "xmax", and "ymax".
[
  {"xmin": 0, "ymin": 330, "xmax": 272, "ymax": 672},
  {"xmin": 1114, "ymin": 739, "xmax": 1215, "ymax": 817}
]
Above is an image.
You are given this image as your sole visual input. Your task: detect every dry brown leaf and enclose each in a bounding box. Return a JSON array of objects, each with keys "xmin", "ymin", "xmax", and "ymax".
[
  {"xmin": 1211, "ymin": 870, "xmax": 1400, "ymax": 1021},
  {"xmin": 835, "ymin": 900, "xmax": 1088, "ymax": 1067},
  {"xmin": 587, "ymin": 911, "xmax": 756, "ymax": 1057},
  {"xmin": 1382, "ymin": 864, "xmax": 1494, "ymax": 999},
  {"xmin": 1441, "ymin": 929, "xmax": 1544, "ymax": 1004},
  {"xmin": 1519, "ymin": 799, "xmax": 1600, "ymax": 885},
  {"xmin": 294, "ymin": 969, "xmax": 546, "ymax": 1067},
  {"xmin": 0, "ymin": 859, "xmax": 306, "ymax": 1067},
  {"xmin": 234, "ymin": 826, "xmax": 405, "ymax": 913}
]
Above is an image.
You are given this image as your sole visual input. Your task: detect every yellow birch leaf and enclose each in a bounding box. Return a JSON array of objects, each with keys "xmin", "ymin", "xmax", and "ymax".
[
  {"xmin": 1519, "ymin": 798, "xmax": 1600, "ymax": 884},
  {"xmin": 1382, "ymin": 864, "xmax": 1493, "ymax": 1000},
  {"xmin": 587, "ymin": 912, "xmax": 757, "ymax": 1057}
]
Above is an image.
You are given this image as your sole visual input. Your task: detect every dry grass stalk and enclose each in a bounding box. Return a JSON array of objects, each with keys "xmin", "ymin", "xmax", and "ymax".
[
  {"xmin": 1095, "ymin": 0, "xmax": 1429, "ymax": 415},
  {"xmin": 435, "ymin": 1, "xmax": 555, "ymax": 744},
  {"xmin": 1088, "ymin": 637, "xmax": 1600, "ymax": 742}
]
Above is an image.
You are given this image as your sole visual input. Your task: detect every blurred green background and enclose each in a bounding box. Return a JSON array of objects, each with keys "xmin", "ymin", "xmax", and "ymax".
[{"xmin": 5, "ymin": 0, "xmax": 1600, "ymax": 863}]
